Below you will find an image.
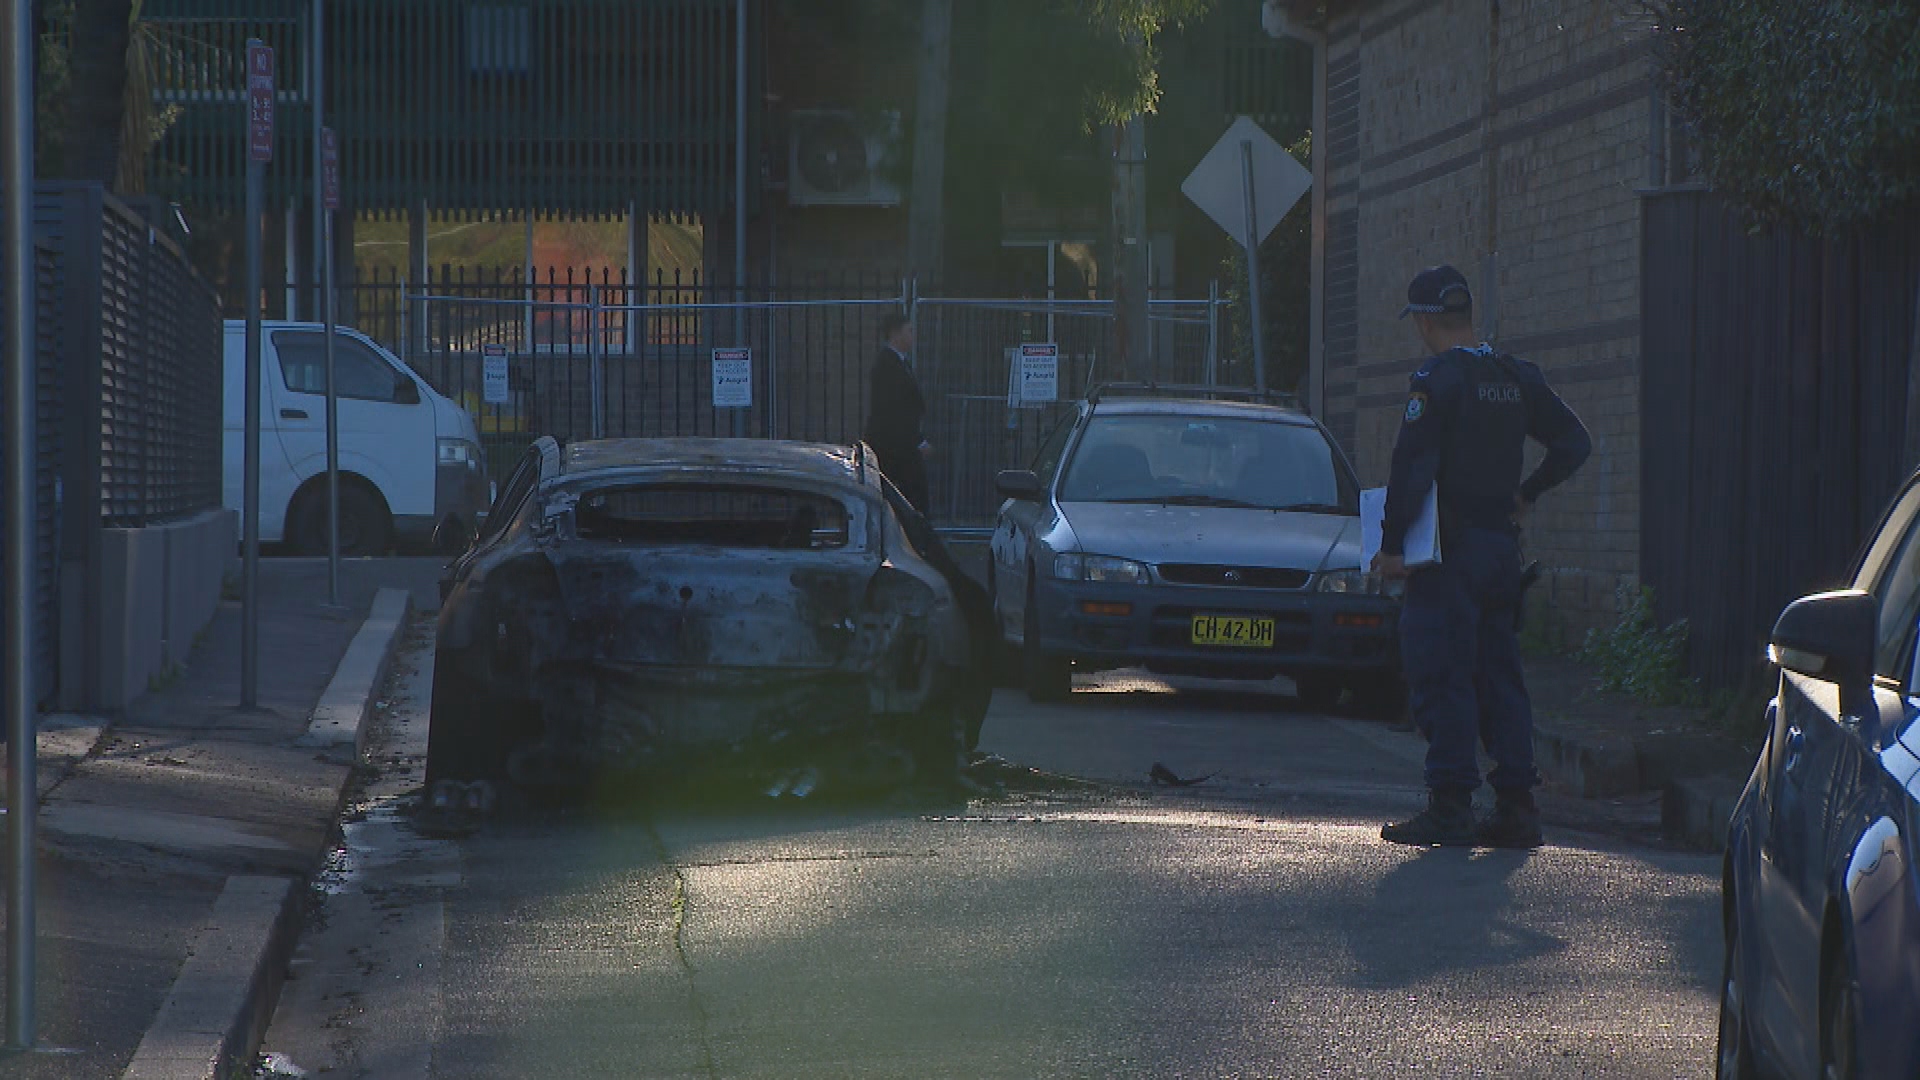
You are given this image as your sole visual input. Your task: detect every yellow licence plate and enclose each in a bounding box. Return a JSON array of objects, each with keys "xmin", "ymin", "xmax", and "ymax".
[{"xmin": 1190, "ymin": 615, "xmax": 1276, "ymax": 648}]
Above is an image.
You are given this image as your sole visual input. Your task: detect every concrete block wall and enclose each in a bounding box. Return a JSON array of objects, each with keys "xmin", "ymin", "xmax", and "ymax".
[
  {"xmin": 1320, "ymin": 0, "xmax": 1654, "ymax": 638},
  {"xmin": 63, "ymin": 508, "xmax": 239, "ymax": 713}
]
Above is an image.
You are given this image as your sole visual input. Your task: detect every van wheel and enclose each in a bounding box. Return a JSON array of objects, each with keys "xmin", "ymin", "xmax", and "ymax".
[{"xmin": 292, "ymin": 483, "xmax": 391, "ymax": 557}]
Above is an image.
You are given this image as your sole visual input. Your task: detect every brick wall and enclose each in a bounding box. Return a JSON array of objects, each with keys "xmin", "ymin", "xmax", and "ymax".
[{"xmin": 1320, "ymin": 0, "xmax": 1654, "ymax": 640}]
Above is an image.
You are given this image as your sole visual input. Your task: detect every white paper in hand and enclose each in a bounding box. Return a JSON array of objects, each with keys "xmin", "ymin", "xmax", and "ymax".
[{"xmin": 1360, "ymin": 485, "xmax": 1442, "ymax": 570}]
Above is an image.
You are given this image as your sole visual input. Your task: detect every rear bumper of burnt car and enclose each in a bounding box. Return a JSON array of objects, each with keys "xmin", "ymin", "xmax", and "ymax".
[{"xmin": 488, "ymin": 657, "xmax": 962, "ymax": 769}]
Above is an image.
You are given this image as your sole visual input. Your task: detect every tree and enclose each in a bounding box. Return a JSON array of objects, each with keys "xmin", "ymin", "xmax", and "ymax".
[
  {"xmin": 39, "ymin": 0, "xmax": 132, "ymax": 184},
  {"xmin": 1644, "ymin": 0, "xmax": 1920, "ymax": 232},
  {"xmin": 38, "ymin": 0, "xmax": 183, "ymax": 191},
  {"xmin": 1643, "ymin": 1, "xmax": 1920, "ymax": 475},
  {"xmin": 778, "ymin": 0, "xmax": 1214, "ymax": 284}
]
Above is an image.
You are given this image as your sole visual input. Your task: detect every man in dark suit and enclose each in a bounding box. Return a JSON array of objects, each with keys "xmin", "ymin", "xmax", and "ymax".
[{"xmin": 864, "ymin": 312, "xmax": 932, "ymax": 514}]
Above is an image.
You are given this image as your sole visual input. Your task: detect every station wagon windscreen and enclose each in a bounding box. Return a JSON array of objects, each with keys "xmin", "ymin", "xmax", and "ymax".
[
  {"xmin": 569, "ymin": 484, "xmax": 854, "ymax": 550},
  {"xmin": 1059, "ymin": 415, "xmax": 1355, "ymax": 512}
]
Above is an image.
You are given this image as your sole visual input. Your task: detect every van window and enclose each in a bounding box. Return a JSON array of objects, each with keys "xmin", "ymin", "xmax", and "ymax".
[{"xmin": 273, "ymin": 332, "xmax": 419, "ymax": 405}]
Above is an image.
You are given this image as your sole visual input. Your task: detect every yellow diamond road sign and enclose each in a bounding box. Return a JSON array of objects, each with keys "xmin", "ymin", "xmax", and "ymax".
[{"xmin": 1181, "ymin": 115, "xmax": 1310, "ymax": 250}]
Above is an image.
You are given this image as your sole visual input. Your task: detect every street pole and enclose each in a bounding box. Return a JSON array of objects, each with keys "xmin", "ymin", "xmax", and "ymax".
[
  {"xmin": 1114, "ymin": 113, "xmax": 1149, "ymax": 384},
  {"xmin": 1240, "ymin": 140, "xmax": 1267, "ymax": 393},
  {"xmin": 322, "ymin": 130, "xmax": 340, "ymax": 607},
  {"xmin": 313, "ymin": 1, "xmax": 341, "ymax": 607},
  {"xmin": 906, "ymin": 0, "xmax": 952, "ymax": 281},
  {"xmin": 243, "ymin": 40, "xmax": 274, "ymax": 709},
  {"xmin": 3, "ymin": 0, "xmax": 38, "ymax": 1049},
  {"xmin": 731, "ymin": 0, "xmax": 748, "ymax": 438},
  {"xmin": 309, "ymin": 0, "xmax": 324, "ymax": 322}
]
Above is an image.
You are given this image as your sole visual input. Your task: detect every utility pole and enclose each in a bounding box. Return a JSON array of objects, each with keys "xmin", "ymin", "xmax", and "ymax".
[
  {"xmin": 242, "ymin": 40, "xmax": 274, "ymax": 709},
  {"xmin": 310, "ymin": 0, "xmax": 325, "ymax": 322},
  {"xmin": 906, "ymin": 0, "xmax": 952, "ymax": 283},
  {"xmin": 1112, "ymin": 112, "xmax": 1150, "ymax": 384},
  {"xmin": 4, "ymin": 0, "xmax": 38, "ymax": 1049},
  {"xmin": 731, "ymin": 0, "xmax": 748, "ymax": 438}
]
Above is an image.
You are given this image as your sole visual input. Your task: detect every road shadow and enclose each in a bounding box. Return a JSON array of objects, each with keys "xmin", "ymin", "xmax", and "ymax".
[{"xmin": 1341, "ymin": 846, "xmax": 1568, "ymax": 990}]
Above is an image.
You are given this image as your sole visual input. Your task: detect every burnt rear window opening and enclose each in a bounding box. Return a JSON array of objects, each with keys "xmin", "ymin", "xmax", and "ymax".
[{"xmin": 567, "ymin": 484, "xmax": 853, "ymax": 550}]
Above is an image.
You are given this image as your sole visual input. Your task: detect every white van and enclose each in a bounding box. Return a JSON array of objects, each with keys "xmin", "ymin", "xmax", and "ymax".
[{"xmin": 222, "ymin": 321, "xmax": 490, "ymax": 555}]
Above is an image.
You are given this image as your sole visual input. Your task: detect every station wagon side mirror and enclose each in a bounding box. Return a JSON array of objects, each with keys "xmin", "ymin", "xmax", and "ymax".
[
  {"xmin": 1770, "ymin": 589, "xmax": 1877, "ymax": 686},
  {"xmin": 394, "ymin": 377, "xmax": 421, "ymax": 405},
  {"xmin": 996, "ymin": 469, "xmax": 1044, "ymax": 501}
]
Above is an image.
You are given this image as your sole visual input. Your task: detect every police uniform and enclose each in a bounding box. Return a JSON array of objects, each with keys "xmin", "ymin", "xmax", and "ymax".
[{"xmin": 1379, "ymin": 265, "xmax": 1591, "ymax": 847}]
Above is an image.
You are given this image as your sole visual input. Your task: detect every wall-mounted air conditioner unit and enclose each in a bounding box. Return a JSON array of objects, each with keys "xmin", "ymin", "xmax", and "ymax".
[{"xmin": 787, "ymin": 110, "xmax": 903, "ymax": 208}]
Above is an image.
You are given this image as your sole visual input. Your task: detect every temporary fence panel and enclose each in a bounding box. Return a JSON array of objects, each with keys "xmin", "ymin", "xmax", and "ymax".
[
  {"xmin": 347, "ymin": 269, "xmax": 906, "ymax": 482},
  {"xmin": 915, "ymin": 295, "xmax": 1226, "ymax": 526},
  {"xmin": 343, "ymin": 269, "xmax": 1227, "ymax": 528}
]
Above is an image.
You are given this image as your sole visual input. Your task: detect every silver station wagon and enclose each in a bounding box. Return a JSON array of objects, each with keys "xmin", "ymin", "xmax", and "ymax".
[{"xmin": 987, "ymin": 386, "xmax": 1403, "ymax": 713}]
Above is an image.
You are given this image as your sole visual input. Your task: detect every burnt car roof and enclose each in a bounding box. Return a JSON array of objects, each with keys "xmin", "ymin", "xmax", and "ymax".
[
  {"xmin": 558, "ymin": 438, "xmax": 871, "ymax": 484},
  {"xmin": 1089, "ymin": 397, "xmax": 1318, "ymax": 425}
]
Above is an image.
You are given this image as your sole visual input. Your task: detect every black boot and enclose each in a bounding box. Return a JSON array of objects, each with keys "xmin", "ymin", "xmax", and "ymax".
[
  {"xmin": 1381, "ymin": 788, "xmax": 1475, "ymax": 847},
  {"xmin": 1477, "ymin": 789, "xmax": 1543, "ymax": 849}
]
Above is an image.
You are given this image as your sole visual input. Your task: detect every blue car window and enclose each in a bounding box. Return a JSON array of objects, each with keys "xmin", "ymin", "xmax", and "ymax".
[
  {"xmin": 1855, "ymin": 482, "xmax": 1920, "ymax": 592},
  {"xmin": 1868, "ymin": 509, "xmax": 1920, "ymax": 682}
]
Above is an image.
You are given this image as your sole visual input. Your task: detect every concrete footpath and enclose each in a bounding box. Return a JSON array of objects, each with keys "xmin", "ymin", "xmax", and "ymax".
[{"xmin": 0, "ymin": 558, "xmax": 445, "ymax": 1080}]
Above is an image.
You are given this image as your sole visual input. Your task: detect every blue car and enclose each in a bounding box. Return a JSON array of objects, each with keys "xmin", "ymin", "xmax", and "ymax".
[{"xmin": 1720, "ymin": 474, "xmax": 1920, "ymax": 1078}]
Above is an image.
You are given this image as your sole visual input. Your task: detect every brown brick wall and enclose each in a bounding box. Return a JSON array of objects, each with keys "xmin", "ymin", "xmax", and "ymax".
[{"xmin": 1321, "ymin": 0, "xmax": 1653, "ymax": 635}]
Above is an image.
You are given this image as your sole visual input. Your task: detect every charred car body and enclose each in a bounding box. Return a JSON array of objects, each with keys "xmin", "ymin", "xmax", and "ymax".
[{"xmin": 426, "ymin": 437, "xmax": 992, "ymax": 802}]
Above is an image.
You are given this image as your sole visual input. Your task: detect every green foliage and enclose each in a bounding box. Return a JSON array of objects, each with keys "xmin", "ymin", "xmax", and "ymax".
[
  {"xmin": 781, "ymin": 0, "xmax": 1214, "ymax": 216},
  {"xmin": 36, "ymin": 0, "xmax": 187, "ymax": 190},
  {"xmin": 1645, "ymin": 0, "xmax": 1920, "ymax": 231},
  {"xmin": 1580, "ymin": 585, "xmax": 1702, "ymax": 707}
]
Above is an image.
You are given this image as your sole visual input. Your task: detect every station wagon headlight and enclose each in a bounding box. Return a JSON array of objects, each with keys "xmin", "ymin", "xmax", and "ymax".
[
  {"xmin": 1054, "ymin": 553, "xmax": 1149, "ymax": 584},
  {"xmin": 1314, "ymin": 569, "xmax": 1384, "ymax": 595},
  {"xmin": 438, "ymin": 438, "xmax": 480, "ymax": 468}
]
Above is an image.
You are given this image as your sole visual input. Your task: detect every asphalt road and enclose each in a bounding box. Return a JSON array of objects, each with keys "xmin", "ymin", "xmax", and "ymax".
[{"xmin": 259, "ymin": 640, "xmax": 1724, "ymax": 1079}]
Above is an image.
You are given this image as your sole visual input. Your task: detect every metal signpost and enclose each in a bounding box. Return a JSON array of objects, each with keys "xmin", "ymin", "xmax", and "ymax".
[
  {"xmin": 321, "ymin": 126, "xmax": 342, "ymax": 607},
  {"xmin": 1181, "ymin": 115, "xmax": 1312, "ymax": 393},
  {"xmin": 242, "ymin": 39, "xmax": 273, "ymax": 708},
  {"xmin": 4, "ymin": 0, "xmax": 36, "ymax": 1049},
  {"xmin": 731, "ymin": 0, "xmax": 748, "ymax": 438}
]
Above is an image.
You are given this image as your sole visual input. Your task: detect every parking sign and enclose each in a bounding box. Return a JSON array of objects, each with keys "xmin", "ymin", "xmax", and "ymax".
[
  {"xmin": 246, "ymin": 40, "xmax": 275, "ymax": 163},
  {"xmin": 321, "ymin": 127, "xmax": 340, "ymax": 210}
]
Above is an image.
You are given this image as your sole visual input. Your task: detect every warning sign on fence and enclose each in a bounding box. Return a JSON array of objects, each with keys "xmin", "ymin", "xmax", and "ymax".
[
  {"xmin": 1008, "ymin": 343, "xmax": 1059, "ymax": 407},
  {"xmin": 712, "ymin": 348, "xmax": 753, "ymax": 408},
  {"xmin": 482, "ymin": 343, "xmax": 510, "ymax": 405}
]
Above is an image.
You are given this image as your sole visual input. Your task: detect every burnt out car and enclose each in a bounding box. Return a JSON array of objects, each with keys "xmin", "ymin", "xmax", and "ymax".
[{"xmin": 426, "ymin": 436, "xmax": 992, "ymax": 804}]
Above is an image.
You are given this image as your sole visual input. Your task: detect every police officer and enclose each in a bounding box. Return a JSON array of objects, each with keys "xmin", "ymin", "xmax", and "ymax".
[{"xmin": 1371, "ymin": 265, "xmax": 1591, "ymax": 849}]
